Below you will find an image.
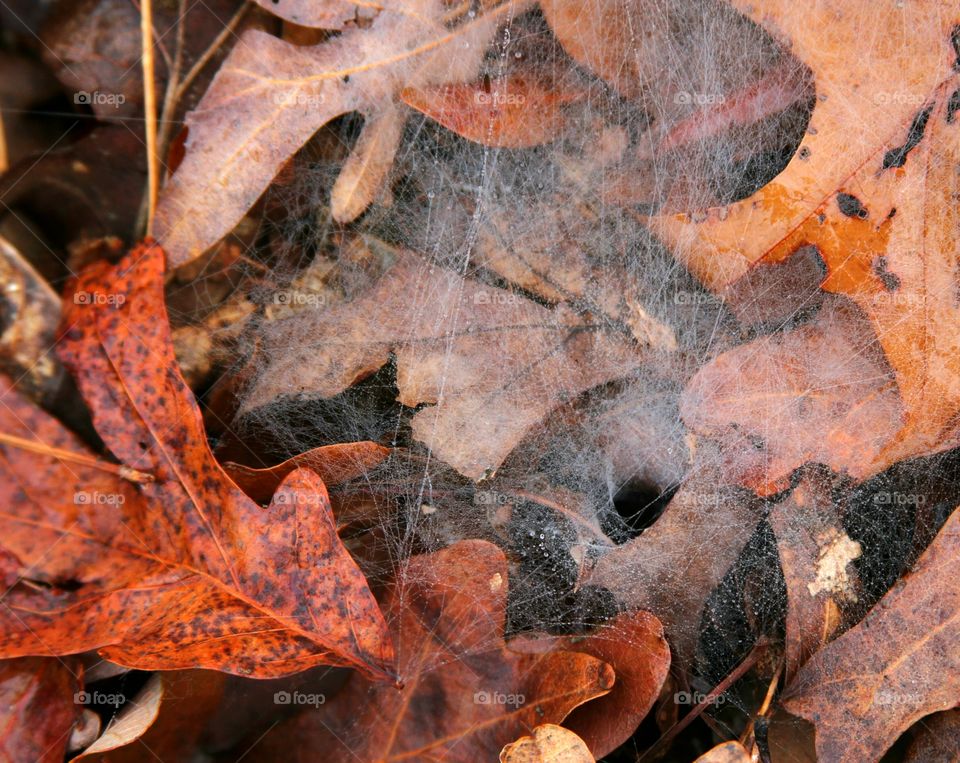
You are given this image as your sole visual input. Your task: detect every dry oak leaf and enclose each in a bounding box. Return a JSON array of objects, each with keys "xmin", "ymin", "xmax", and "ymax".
[
  {"xmin": 154, "ymin": 0, "xmax": 519, "ymax": 264},
  {"xmin": 250, "ymin": 540, "xmax": 616, "ymax": 762},
  {"xmin": 653, "ymin": 0, "xmax": 960, "ymax": 473},
  {"xmin": 0, "ymin": 657, "xmax": 80, "ymax": 763},
  {"xmin": 0, "ymin": 242, "xmax": 394, "ymax": 680},
  {"xmin": 72, "ymin": 671, "xmax": 223, "ymax": 762},
  {"xmin": 680, "ymin": 297, "xmax": 904, "ymax": 494},
  {"xmin": 510, "ymin": 610, "xmax": 670, "ymax": 758},
  {"xmin": 769, "ymin": 472, "xmax": 859, "ymax": 682},
  {"xmin": 693, "ymin": 741, "xmax": 752, "ymax": 763},
  {"xmin": 500, "ymin": 724, "xmax": 594, "ymax": 763},
  {"xmin": 401, "ymin": 72, "xmax": 583, "ymax": 148},
  {"xmin": 223, "ymin": 441, "xmax": 390, "ymax": 504},
  {"xmin": 782, "ymin": 504, "xmax": 960, "ymax": 762},
  {"xmin": 241, "ymin": 240, "xmax": 655, "ymax": 480}
]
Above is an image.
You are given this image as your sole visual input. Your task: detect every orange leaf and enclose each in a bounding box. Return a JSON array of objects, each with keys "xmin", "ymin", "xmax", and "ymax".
[
  {"xmin": 247, "ymin": 540, "xmax": 616, "ymax": 762},
  {"xmin": 0, "ymin": 242, "xmax": 394, "ymax": 680},
  {"xmin": 401, "ymin": 74, "xmax": 582, "ymax": 148}
]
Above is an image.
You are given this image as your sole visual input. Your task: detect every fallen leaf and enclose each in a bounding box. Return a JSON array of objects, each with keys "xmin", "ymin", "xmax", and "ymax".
[
  {"xmin": 693, "ymin": 740, "xmax": 752, "ymax": 763},
  {"xmin": 248, "ymin": 540, "xmax": 616, "ymax": 762},
  {"xmin": 904, "ymin": 709, "xmax": 960, "ymax": 762},
  {"xmin": 0, "ymin": 242, "xmax": 394, "ymax": 680},
  {"xmin": 769, "ymin": 472, "xmax": 859, "ymax": 681},
  {"xmin": 513, "ymin": 610, "xmax": 670, "ymax": 758},
  {"xmin": 223, "ymin": 441, "xmax": 390, "ymax": 504},
  {"xmin": 73, "ymin": 671, "xmax": 223, "ymax": 761},
  {"xmin": 401, "ymin": 73, "xmax": 582, "ymax": 148},
  {"xmin": 654, "ymin": 0, "xmax": 960, "ymax": 474},
  {"xmin": 588, "ymin": 470, "xmax": 764, "ymax": 665},
  {"xmin": 0, "ymin": 657, "xmax": 80, "ymax": 763},
  {"xmin": 500, "ymin": 724, "xmax": 594, "ymax": 762},
  {"xmin": 783, "ymin": 504, "xmax": 960, "ymax": 762},
  {"xmin": 680, "ymin": 297, "xmax": 904, "ymax": 493},
  {"xmin": 154, "ymin": 0, "xmax": 514, "ymax": 263}
]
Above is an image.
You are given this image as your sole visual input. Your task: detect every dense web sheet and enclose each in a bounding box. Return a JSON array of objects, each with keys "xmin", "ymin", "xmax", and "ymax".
[{"xmin": 162, "ymin": 0, "xmax": 960, "ymax": 756}]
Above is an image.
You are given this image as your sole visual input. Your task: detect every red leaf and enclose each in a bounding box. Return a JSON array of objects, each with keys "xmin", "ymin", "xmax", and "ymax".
[{"xmin": 0, "ymin": 242, "xmax": 394, "ymax": 680}]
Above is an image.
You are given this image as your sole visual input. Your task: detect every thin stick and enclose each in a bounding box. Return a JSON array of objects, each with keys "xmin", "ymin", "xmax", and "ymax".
[
  {"xmin": 0, "ymin": 110, "xmax": 8, "ymax": 174},
  {"xmin": 640, "ymin": 639, "xmax": 768, "ymax": 760},
  {"xmin": 141, "ymin": 0, "xmax": 159, "ymax": 234},
  {"xmin": 0, "ymin": 432, "xmax": 154, "ymax": 484}
]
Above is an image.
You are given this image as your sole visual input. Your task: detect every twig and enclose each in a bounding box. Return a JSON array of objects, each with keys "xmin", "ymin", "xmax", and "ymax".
[
  {"xmin": 640, "ymin": 639, "xmax": 768, "ymax": 760},
  {"xmin": 0, "ymin": 432, "xmax": 154, "ymax": 483},
  {"xmin": 141, "ymin": 0, "xmax": 159, "ymax": 234}
]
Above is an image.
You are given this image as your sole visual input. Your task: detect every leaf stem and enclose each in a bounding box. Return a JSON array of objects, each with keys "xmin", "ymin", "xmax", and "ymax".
[{"xmin": 0, "ymin": 431, "xmax": 154, "ymax": 483}]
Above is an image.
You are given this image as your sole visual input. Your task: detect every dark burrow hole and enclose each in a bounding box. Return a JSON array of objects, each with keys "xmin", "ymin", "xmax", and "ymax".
[{"xmin": 603, "ymin": 481, "xmax": 680, "ymax": 543}]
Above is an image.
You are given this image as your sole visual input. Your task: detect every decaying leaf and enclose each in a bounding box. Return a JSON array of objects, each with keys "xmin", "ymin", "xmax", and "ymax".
[
  {"xmin": 0, "ymin": 242, "xmax": 394, "ymax": 680},
  {"xmin": 223, "ymin": 441, "xmax": 390, "ymax": 504},
  {"xmin": 154, "ymin": 0, "xmax": 515, "ymax": 263},
  {"xmin": 249, "ymin": 540, "xmax": 620, "ymax": 762},
  {"xmin": 770, "ymin": 472, "xmax": 859, "ymax": 680},
  {"xmin": 500, "ymin": 724, "xmax": 594, "ymax": 763},
  {"xmin": 783, "ymin": 504, "xmax": 960, "ymax": 762}
]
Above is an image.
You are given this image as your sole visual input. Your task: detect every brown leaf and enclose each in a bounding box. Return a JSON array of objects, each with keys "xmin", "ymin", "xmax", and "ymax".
[
  {"xmin": 252, "ymin": 0, "xmax": 362, "ymax": 29},
  {"xmin": 500, "ymin": 724, "xmax": 594, "ymax": 762},
  {"xmin": 248, "ymin": 540, "xmax": 615, "ymax": 762},
  {"xmin": 770, "ymin": 472, "xmax": 860, "ymax": 681},
  {"xmin": 512, "ymin": 610, "xmax": 669, "ymax": 758},
  {"xmin": 0, "ymin": 242, "xmax": 394, "ymax": 680},
  {"xmin": 0, "ymin": 657, "xmax": 80, "ymax": 763},
  {"xmin": 680, "ymin": 297, "xmax": 903, "ymax": 494},
  {"xmin": 154, "ymin": 0, "xmax": 511, "ymax": 263},
  {"xmin": 242, "ymin": 240, "xmax": 659, "ymax": 480},
  {"xmin": 223, "ymin": 441, "xmax": 390, "ymax": 504},
  {"xmin": 401, "ymin": 73, "xmax": 582, "ymax": 148},
  {"xmin": 904, "ymin": 709, "xmax": 960, "ymax": 762},
  {"xmin": 693, "ymin": 741, "xmax": 752, "ymax": 763},
  {"xmin": 588, "ymin": 471, "xmax": 763, "ymax": 665},
  {"xmin": 73, "ymin": 671, "xmax": 223, "ymax": 761},
  {"xmin": 652, "ymin": 0, "xmax": 960, "ymax": 473},
  {"xmin": 782, "ymin": 504, "xmax": 960, "ymax": 762}
]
